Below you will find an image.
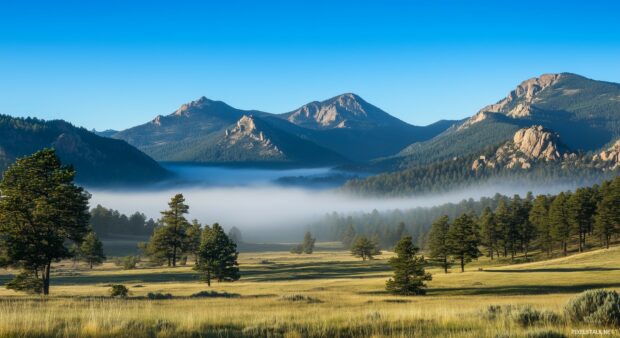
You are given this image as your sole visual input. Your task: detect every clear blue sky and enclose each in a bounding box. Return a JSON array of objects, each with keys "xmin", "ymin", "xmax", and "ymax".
[{"xmin": 1, "ymin": 0, "xmax": 619, "ymax": 130}]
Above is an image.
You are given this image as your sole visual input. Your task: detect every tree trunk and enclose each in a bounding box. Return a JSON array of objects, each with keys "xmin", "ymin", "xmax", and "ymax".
[
  {"xmin": 443, "ymin": 257, "xmax": 448, "ymax": 273},
  {"xmin": 460, "ymin": 257, "xmax": 464, "ymax": 272},
  {"xmin": 578, "ymin": 233, "xmax": 583, "ymax": 252},
  {"xmin": 563, "ymin": 242, "xmax": 567, "ymax": 256},
  {"xmin": 172, "ymin": 246, "xmax": 177, "ymax": 267},
  {"xmin": 90, "ymin": 261, "xmax": 93, "ymax": 269},
  {"xmin": 42, "ymin": 263, "xmax": 51, "ymax": 295},
  {"xmin": 489, "ymin": 248, "xmax": 494, "ymax": 260},
  {"xmin": 206, "ymin": 270, "xmax": 211, "ymax": 286}
]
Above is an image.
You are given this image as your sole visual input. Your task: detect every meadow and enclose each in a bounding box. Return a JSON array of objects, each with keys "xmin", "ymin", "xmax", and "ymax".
[{"xmin": 1, "ymin": 244, "xmax": 620, "ymax": 337}]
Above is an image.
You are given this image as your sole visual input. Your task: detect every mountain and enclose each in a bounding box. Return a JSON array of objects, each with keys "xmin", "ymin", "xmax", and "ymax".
[
  {"xmin": 0, "ymin": 115, "xmax": 171, "ymax": 185},
  {"xmin": 112, "ymin": 94, "xmax": 454, "ymax": 164},
  {"xmin": 378, "ymin": 73, "xmax": 620, "ymax": 170}
]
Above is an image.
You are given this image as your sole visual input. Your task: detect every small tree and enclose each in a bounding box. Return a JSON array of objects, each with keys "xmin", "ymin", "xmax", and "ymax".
[
  {"xmin": 302, "ymin": 231, "xmax": 316, "ymax": 254},
  {"xmin": 549, "ymin": 192, "xmax": 571, "ymax": 256},
  {"xmin": 197, "ymin": 223, "xmax": 240, "ymax": 286},
  {"xmin": 428, "ymin": 215, "xmax": 452, "ymax": 273},
  {"xmin": 79, "ymin": 231, "xmax": 106, "ymax": 269},
  {"xmin": 186, "ymin": 220, "xmax": 202, "ymax": 264},
  {"xmin": 447, "ymin": 213, "xmax": 481, "ymax": 272},
  {"xmin": 158, "ymin": 194, "xmax": 190, "ymax": 267},
  {"xmin": 350, "ymin": 236, "xmax": 381, "ymax": 261},
  {"xmin": 386, "ymin": 236, "xmax": 431, "ymax": 295}
]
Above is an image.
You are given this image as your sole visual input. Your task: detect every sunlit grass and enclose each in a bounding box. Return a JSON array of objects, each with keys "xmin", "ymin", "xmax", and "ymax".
[{"xmin": 1, "ymin": 246, "xmax": 620, "ymax": 337}]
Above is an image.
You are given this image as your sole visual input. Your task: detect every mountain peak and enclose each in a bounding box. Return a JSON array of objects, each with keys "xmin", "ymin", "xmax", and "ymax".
[{"xmin": 173, "ymin": 96, "xmax": 216, "ymax": 116}]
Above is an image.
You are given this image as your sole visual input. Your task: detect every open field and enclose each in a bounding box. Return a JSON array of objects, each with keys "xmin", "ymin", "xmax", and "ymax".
[{"xmin": 1, "ymin": 246, "xmax": 620, "ymax": 337}]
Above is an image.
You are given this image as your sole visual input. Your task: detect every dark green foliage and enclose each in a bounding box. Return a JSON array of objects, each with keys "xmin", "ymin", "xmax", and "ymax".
[
  {"xmin": 5, "ymin": 271, "xmax": 43, "ymax": 294},
  {"xmin": 447, "ymin": 214, "xmax": 481, "ymax": 272},
  {"xmin": 0, "ymin": 149, "xmax": 90, "ymax": 295},
  {"xmin": 290, "ymin": 232, "xmax": 315, "ymax": 254},
  {"xmin": 595, "ymin": 178, "xmax": 620, "ymax": 249},
  {"xmin": 79, "ymin": 231, "xmax": 106, "ymax": 269},
  {"xmin": 190, "ymin": 290, "xmax": 240, "ymax": 298},
  {"xmin": 185, "ymin": 220, "xmax": 202, "ymax": 264},
  {"xmin": 279, "ymin": 294, "xmax": 322, "ymax": 303},
  {"xmin": 549, "ymin": 192, "xmax": 571, "ymax": 256},
  {"xmin": 385, "ymin": 236, "xmax": 431, "ymax": 295},
  {"xmin": 109, "ymin": 284, "xmax": 129, "ymax": 298},
  {"xmin": 147, "ymin": 292, "xmax": 173, "ymax": 300},
  {"xmin": 197, "ymin": 223, "xmax": 240, "ymax": 286},
  {"xmin": 144, "ymin": 194, "xmax": 190, "ymax": 267},
  {"xmin": 427, "ymin": 215, "xmax": 452, "ymax": 273},
  {"xmin": 529, "ymin": 195, "xmax": 552, "ymax": 257},
  {"xmin": 90, "ymin": 204, "xmax": 157, "ymax": 237},
  {"xmin": 0, "ymin": 115, "xmax": 170, "ymax": 185},
  {"xmin": 565, "ymin": 289, "xmax": 620, "ymax": 326},
  {"xmin": 350, "ymin": 236, "xmax": 381, "ymax": 261},
  {"xmin": 478, "ymin": 207, "xmax": 498, "ymax": 260},
  {"xmin": 567, "ymin": 187, "xmax": 597, "ymax": 252}
]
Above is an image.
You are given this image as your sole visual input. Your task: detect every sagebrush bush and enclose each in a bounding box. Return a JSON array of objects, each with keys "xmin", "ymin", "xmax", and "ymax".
[
  {"xmin": 279, "ymin": 294, "xmax": 322, "ymax": 303},
  {"xmin": 113, "ymin": 256, "xmax": 140, "ymax": 270},
  {"xmin": 190, "ymin": 290, "xmax": 239, "ymax": 298},
  {"xmin": 109, "ymin": 284, "xmax": 129, "ymax": 298},
  {"xmin": 511, "ymin": 306, "xmax": 542, "ymax": 327},
  {"xmin": 565, "ymin": 289, "xmax": 620, "ymax": 326}
]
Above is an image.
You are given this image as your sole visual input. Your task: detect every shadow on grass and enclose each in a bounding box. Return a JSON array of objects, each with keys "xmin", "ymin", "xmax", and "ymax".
[
  {"xmin": 427, "ymin": 282, "xmax": 620, "ymax": 296},
  {"xmin": 240, "ymin": 260, "xmax": 391, "ymax": 282},
  {"xmin": 484, "ymin": 267, "xmax": 620, "ymax": 273}
]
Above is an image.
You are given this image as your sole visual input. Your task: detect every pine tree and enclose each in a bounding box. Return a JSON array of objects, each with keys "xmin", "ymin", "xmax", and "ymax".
[
  {"xmin": 302, "ymin": 231, "xmax": 316, "ymax": 254},
  {"xmin": 594, "ymin": 178, "xmax": 620, "ymax": 249},
  {"xmin": 0, "ymin": 149, "xmax": 90, "ymax": 295},
  {"xmin": 549, "ymin": 192, "xmax": 571, "ymax": 256},
  {"xmin": 197, "ymin": 223, "xmax": 239, "ymax": 286},
  {"xmin": 350, "ymin": 236, "xmax": 381, "ymax": 260},
  {"xmin": 529, "ymin": 195, "xmax": 552, "ymax": 257},
  {"xmin": 428, "ymin": 215, "xmax": 452, "ymax": 273},
  {"xmin": 385, "ymin": 236, "xmax": 432, "ymax": 295},
  {"xmin": 478, "ymin": 208, "xmax": 497, "ymax": 260},
  {"xmin": 568, "ymin": 188, "xmax": 597, "ymax": 252},
  {"xmin": 157, "ymin": 194, "xmax": 190, "ymax": 267},
  {"xmin": 341, "ymin": 224, "xmax": 356, "ymax": 249},
  {"xmin": 447, "ymin": 213, "xmax": 481, "ymax": 272},
  {"xmin": 185, "ymin": 220, "xmax": 202, "ymax": 264},
  {"xmin": 494, "ymin": 199, "xmax": 513, "ymax": 259},
  {"xmin": 79, "ymin": 231, "xmax": 106, "ymax": 269},
  {"xmin": 515, "ymin": 194, "xmax": 535, "ymax": 260}
]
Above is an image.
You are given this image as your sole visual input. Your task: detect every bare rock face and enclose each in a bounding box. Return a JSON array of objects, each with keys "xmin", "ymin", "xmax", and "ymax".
[
  {"xmin": 286, "ymin": 93, "xmax": 370, "ymax": 129},
  {"xmin": 223, "ymin": 115, "xmax": 284, "ymax": 158},
  {"xmin": 472, "ymin": 125, "xmax": 568, "ymax": 171},
  {"xmin": 173, "ymin": 96, "xmax": 210, "ymax": 117},
  {"xmin": 459, "ymin": 74, "xmax": 562, "ymax": 130},
  {"xmin": 593, "ymin": 140, "xmax": 620, "ymax": 170},
  {"xmin": 512, "ymin": 125, "xmax": 562, "ymax": 161}
]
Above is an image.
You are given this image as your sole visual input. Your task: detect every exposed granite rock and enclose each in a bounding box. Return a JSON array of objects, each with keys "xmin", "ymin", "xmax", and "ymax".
[
  {"xmin": 222, "ymin": 115, "xmax": 284, "ymax": 158},
  {"xmin": 593, "ymin": 140, "xmax": 620, "ymax": 170}
]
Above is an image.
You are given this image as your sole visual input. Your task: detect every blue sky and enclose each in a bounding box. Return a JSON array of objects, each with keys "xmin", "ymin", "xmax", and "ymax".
[{"xmin": 1, "ymin": 0, "xmax": 619, "ymax": 130}]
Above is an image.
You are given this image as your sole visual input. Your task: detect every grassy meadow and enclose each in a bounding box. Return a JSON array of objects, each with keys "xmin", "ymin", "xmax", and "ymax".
[{"xmin": 1, "ymin": 244, "xmax": 620, "ymax": 337}]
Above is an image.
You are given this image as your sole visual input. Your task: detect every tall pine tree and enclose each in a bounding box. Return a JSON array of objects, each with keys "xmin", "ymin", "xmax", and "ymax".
[
  {"xmin": 385, "ymin": 236, "xmax": 431, "ymax": 295},
  {"xmin": 447, "ymin": 214, "xmax": 481, "ymax": 272},
  {"xmin": 428, "ymin": 215, "xmax": 452, "ymax": 273}
]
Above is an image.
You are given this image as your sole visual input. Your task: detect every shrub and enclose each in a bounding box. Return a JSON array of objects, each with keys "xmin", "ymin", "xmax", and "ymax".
[
  {"xmin": 290, "ymin": 244, "xmax": 303, "ymax": 254},
  {"xmin": 190, "ymin": 290, "xmax": 240, "ymax": 298},
  {"xmin": 109, "ymin": 284, "xmax": 129, "ymax": 298},
  {"xmin": 114, "ymin": 256, "xmax": 140, "ymax": 270},
  {"xmin": 511, "ymin": 306, "xmax": 541, "ymax": 327},
  {"xmin": 5, "ymin": 272, "xmax": 43, "ymax": 294},
  {"xmin": 279, "ymin": 294, "xmax": 322, "ymax": 303},
  {"xmin": 565, "ymin": 289, "xmax": 620, "ymax": 326},
  {"xmin": 147, "ymin": 292, "xmax": 173, "ymax": 300}
]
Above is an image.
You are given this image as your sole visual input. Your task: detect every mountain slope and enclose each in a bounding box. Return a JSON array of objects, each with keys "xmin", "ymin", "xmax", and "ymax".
[
  {"xmin": 113, "ymin": 94, "xmax": 455, "ymax": 164},
  {"xmin": 0, "ymin": 115, "xmax": 171, "ymax": 185}
]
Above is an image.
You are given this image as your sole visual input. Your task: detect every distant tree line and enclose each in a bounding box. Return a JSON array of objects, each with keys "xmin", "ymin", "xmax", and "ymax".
[
  {"xmin": 426, "ymin": 176, "xmax": 620, "ymax": 272},
  {"xmin": 90, "ymin": 205, "xmax": 158, "ymax": 237}
]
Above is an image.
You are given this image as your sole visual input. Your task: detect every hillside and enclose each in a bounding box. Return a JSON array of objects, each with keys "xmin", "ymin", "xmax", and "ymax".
[
  {"xmin": 112, "ymin": 94, "xmax": 454, "ymax": 164},
  {"xmin": 0, "ymin": 115, "xmax": 171, "ymax": 185}
]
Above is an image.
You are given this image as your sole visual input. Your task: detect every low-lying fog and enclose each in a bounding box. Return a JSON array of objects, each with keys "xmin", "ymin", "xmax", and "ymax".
[{"xmin": 89, "ymin": 165, "xmax": 587, "ymax": 242}]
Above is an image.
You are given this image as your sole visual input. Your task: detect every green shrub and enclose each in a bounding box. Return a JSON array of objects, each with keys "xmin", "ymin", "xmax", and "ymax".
[
  {"xmin": 511, "ymin": 306, "xmax": 541, "ymax": 327},
  {"xmin": 279, "ymin": 294, "xmax": 322, "ymax": 303},
  {"xmin": 109, "ymin": 284, "xmax": 129, "ymax": 298},
  {"xmin": 147, "ymin": 292, "xmax": 173, "ymax": 300},
  {"xmin": 5, "ymin": 272, "xmax": 43, "ymax": 294},
  {"xmin": 114, "ymin": 256, "xmax": 140, "ymax": 270},
  {"xmin": 565, "ymin": 289, "xmax": 620, "ymax": 326},
  {"xmin": 190, "ymin": 290, "xmax": 240, "ymax": 298}
]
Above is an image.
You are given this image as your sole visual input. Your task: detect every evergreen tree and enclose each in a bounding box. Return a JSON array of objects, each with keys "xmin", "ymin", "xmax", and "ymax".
[
  {"xmin": 185, "ymin": 220, "xmax": 202, "ymax": 264},
  {"xmin": 302, "ymin": 231, "xmax": 316, "ymax": 254},
  {"xmin": 568, "ymin": 188, "xmax": 597, "ymax": 252},
  {"xmin": 494, "ymin": 199, "xmax": 514, "ymax": 259},
  {"xmin": 515, "ymin": 194, "xmax": 535, "ymax": 259},
  {"xmin": 197, "ymin": 223, "xmax": 239, "ymax": 286},
  {"xmin": 350, "ymin": 236, "xmax": 381, "ymax": 260},
  {"xmin": 228, "ymin": 226, "xmax": 243, "ymax": 244},
  {"xmin": 594, "ymin": 178, "xmax": 620, "ymax": 249},
  {"xmin": 341, "ymin": 224, "xmax": 357, "ymax": 248},
  {"xmin": 157, "ymin": 194, "xmax": 190, "ymax": 267},
  {"xmin": 478, "ymin": 208, "xmax": 497, "ymax": 260},
  {"xmin": 385, "ymin": 236, "xmax": 432, "ymax": 295},
  {"xmin": 529, "ymin": 195, "xmax": 552, "ymax": 257},
  {"xmin": 145, "ymin": 226, "xmax": 174, "ymax": 265},
  {"xmin": 427, "ymin": 215, "xmax": 452, "ymax": 273},
  {"xmin": 79, "ymin": 231, "xmax": 106, "ymax": 269},
  {"xmin": 391, "ymin": 222, "xmax": 407, "ymax": 247},
  {"xmin": 0, "ymin": 149, "xmax": 90, "ymax": 295},
  {"xmin": 549, "ymin": 192, "xmax": 571, "ymax": 256},
  {"xmin": 447, "ymin": 213, "xmax": 481, "ymax": 272}
]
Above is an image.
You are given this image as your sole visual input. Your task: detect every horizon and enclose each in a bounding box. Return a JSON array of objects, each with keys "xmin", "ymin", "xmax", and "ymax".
[{"xmin": 2, "ymin": 1, "xmax": 620, "ymax": 130}]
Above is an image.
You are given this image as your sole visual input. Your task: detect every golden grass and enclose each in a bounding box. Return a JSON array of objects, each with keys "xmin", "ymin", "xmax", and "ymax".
[{"xmin": 1, "ymin": 246, "xmax": 620, "ymax": 337}]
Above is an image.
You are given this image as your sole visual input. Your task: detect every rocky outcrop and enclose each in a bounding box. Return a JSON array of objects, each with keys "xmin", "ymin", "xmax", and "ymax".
[
  {"xmin": 222, "ymin": 115, "xmax": 284, "ymax": 158},
  {"xmin": 459, "ymin": 74, "xmax": 562, "ymax": 130},
  {"xmin": 285, "ymin": 93, "xmax": 369, "ymax": 129},
  {"xmin": 472, "ymin": 125, "xmax": 571, "ymax": 170},
  {"xmin": 593, "ymin": 140, "xmax": 620, "ymax": 170}
]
